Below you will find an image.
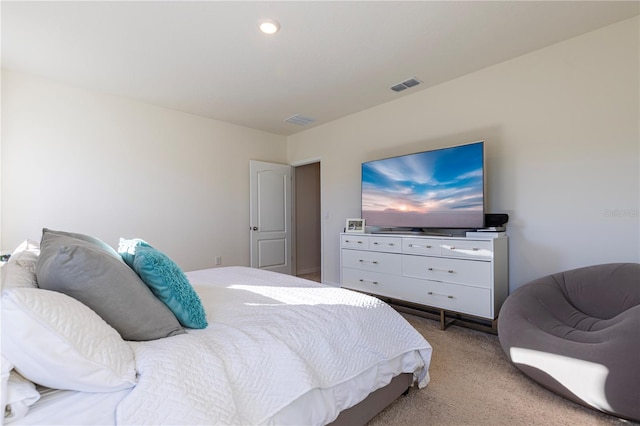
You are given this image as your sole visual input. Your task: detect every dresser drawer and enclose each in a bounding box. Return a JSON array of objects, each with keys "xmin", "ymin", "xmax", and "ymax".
[
  {"xmin": 402, "ymin": 255, "xmax": 492, "ymax": 288},
  {"xmin": 407, "ymin": 278, "xmax": 493, "ymax": 318},
  {"xmin": 369, "ymin": 236, "xmax": 402, "ymax": 253},
  {"xmin": 341, "ymin": 234, "xmax": 369, "ymax": 249},
  {"xmin": 341, "ymin": 269, "xmax": 414, "ymax": 301},
  {"xmin": 440, "ymin": 239, "xmax": 493, "ymax": 260},
  {"xmin": 402, "ymin": 238, "xmax": 441, "ymax": 256},
  {"xmin": 342, "ymin": 249, "xmax": 402, "ymax": 275},
  {"xmin": 340, "ymin": 231, "xmax": 509, "ymax": 325}
]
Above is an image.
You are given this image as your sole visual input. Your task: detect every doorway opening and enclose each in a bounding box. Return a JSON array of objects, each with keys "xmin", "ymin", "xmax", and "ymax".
[{"xmin": 293, "ymin": 161, "xmax": 321, "ymax": 283}]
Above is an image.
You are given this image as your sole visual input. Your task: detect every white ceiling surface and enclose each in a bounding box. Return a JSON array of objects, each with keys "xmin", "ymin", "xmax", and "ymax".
[{"xmin": 2, "ymin": 1, "xmax": 638, "ymax": 136}]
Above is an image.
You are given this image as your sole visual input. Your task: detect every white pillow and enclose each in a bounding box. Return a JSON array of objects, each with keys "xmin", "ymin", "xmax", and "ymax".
[
  {"xmin": 2, "ymin": 354, "xmax": 40, "ymax": 422},
  {"xmin": 2, "ymin": 355, "xmax": 14, "ymax": 418},
  {"xmin": 5, "ymin": 239, "xmax": 40, "ymax": 268},
  {"xmin": 4, "ymin": 374, "xmax": 40, "ymax": 421},
  {"xmin": 1, "ymin": 239, "xmax": 40, "ymax": 290},
  {"xmin": 1, "ymin": 263, "xmax": 37, "ymax": 290},
  {"xmin": 1, "ymin": 288, "xmax": 137, "ymax": 392}
]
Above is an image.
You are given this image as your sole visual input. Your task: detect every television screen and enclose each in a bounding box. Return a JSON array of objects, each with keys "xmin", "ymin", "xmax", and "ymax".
[{"xmin": 361, "ymin": 141, "xmax": 485, "ymax": 230}]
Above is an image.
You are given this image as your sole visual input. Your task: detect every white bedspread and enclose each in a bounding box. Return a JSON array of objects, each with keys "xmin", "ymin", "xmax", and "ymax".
[{"xmin": 114, "ymin": 267, "xmax": 431, "ymax": 425}]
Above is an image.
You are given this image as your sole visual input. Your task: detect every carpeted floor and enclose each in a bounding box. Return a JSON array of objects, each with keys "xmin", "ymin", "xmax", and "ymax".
[{"xmin": 368, "ymin": 314, "xmax": 635, "ymax": 426}]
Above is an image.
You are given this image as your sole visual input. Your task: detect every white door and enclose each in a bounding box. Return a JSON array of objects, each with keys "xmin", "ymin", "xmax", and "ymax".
[{"xmin": 249, "ymin": 160, "xmax": 292, "ymax": 274}]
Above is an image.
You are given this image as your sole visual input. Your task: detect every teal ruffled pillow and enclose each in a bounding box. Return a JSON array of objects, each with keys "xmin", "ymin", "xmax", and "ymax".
[
  {"xmin": 118, "ymin": 238, "xmax": 152, "ymax": 268},
  {"xmin": 118, "ymin": 239, "xmax": 208, "ymax": 329}
]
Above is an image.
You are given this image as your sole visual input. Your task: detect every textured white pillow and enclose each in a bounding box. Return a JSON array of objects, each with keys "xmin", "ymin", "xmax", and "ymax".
[
  {"xmin": 1, "ymin": 288, "xmax": 137, "ymax": 392},
  {"xmin": 1, "ymin": 239, "xmax": 40, "ymax": 290}
]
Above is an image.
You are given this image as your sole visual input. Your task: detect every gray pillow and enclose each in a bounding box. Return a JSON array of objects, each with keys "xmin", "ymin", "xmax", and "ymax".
[
  {"xmin": 41, "ymin": 228, "xmax": 119, "ymax": 256},
  {"xmin": 36, "ymin": 229, "xmax": 184, "ymax": 341}
]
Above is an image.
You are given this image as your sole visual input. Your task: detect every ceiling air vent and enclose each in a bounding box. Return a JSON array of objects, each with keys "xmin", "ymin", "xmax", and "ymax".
[
  {"xmin": 285, "ymin": 114, "xmax": 316, "ymax": 126},
  {"xmin": 390, "ymin": 77, "xmax": 422, "ymax": 93}
]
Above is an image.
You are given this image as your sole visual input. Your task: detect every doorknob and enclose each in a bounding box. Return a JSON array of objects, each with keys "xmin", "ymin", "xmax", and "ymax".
[{"xmin": 251, "ymin": 226, "xmax": 258, "ymax": 231}]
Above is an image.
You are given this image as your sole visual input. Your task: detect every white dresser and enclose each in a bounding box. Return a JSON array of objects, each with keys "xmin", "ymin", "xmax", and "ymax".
[{"xmin": 340, "ymin": 233, "xmax": 508, "ymax": 330}]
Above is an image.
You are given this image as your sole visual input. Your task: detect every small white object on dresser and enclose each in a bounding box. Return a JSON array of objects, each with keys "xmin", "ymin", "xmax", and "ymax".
[{"xmin": 340, "ymin": 233, "xmax": 508, "ymax": 331}]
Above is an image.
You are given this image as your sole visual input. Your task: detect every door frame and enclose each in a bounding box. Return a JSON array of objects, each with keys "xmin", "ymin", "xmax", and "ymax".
[{"xmin": 291, "ymin": 157, "xmax": 323, "ymax": 281}]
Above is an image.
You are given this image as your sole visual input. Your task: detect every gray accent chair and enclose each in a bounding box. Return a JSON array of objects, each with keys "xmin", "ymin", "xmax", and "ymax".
[{"xmin": 498, "ymin": 263, "xmax": 640, "ymax": 422}]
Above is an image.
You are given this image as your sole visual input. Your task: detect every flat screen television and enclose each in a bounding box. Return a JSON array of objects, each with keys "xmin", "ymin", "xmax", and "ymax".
[{"xmin": 361, "ymin": 141, "xmax": 485, "ymax": 232}]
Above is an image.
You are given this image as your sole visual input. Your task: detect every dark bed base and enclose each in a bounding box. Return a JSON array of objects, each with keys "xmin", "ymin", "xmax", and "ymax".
[{"xmin": 328, "ymin": 373, "xmax": 412, "ymax": 426}]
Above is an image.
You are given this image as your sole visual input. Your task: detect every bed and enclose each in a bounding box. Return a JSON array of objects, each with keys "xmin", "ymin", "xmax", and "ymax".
[{"xmin": 1, "ymin": 230, "xmax": 432, "ymax": 425}]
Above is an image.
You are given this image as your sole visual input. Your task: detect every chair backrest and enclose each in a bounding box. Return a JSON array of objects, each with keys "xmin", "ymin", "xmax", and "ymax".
[{"xmin": 553, "ymin": 263, "xmax": 640, "ymax": 319}]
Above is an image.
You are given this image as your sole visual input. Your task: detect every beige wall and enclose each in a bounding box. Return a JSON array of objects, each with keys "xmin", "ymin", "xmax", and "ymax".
[
  {"xmin": 288, "ymin": 17, "xmax": 640, "ymax": 290},
  {"xmin": 2, "ymin": 17, "xmax": 638, "ymax": 291},
  {"xmin": 1, "ymin": 71, "xmax": 287, "ymax": 271}
]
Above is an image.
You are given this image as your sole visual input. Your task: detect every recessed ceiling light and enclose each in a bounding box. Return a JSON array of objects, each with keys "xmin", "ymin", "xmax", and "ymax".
[{"xmin": 259, "ymin": 19, "xmax": 280, "ymax": 35}]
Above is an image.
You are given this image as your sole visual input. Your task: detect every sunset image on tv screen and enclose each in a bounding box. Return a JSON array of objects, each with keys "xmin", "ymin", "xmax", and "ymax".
[{"xmin": 361, "ymin": 142, "xmax": 484, "ymax": 228}]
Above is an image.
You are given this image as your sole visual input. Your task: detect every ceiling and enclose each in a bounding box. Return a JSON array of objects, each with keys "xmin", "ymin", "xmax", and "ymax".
[{"xmin": 2, "ymin": 1, "xmax": 638, "ymax": 136}]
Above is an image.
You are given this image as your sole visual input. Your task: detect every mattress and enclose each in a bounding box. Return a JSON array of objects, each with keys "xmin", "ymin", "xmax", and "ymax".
[{"xmin": 9, "ymin": 266, "xmax": 432, "ymax": 425}]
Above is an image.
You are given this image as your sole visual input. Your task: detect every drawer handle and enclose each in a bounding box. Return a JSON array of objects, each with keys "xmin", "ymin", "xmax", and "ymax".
[
  {"xmin": 359, "ymin": 279, "xmax": 379, "ymax": 285},
  {"xmin": 428, "ymin": 267, "xmax": 454, "ymax": 273},
  {"xmin": 449, "ymin": 246, "xmax": 481, "ymax": 251},
  {"xmin": 359, "ymin": 259, "xmax": 379, "ymax": 264},
  {"xmin": 373, "ymin": 242, "xmax": 395, "ymax": 246},
  {"xmin": 427, "ymin": 291, "xmax": 454, "ymax": 299},
  {"xmin": 409, "ymin": 244, "xmax": 432, "ymax": 249}
]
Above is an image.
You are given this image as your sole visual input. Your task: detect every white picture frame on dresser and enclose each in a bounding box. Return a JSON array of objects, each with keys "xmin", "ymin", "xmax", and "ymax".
[
  {"xmin": 339, "ymin": 232, "xmax": 508, "ymax": 331},
  {"xmin": 345, "ymin": 218, "xmax": 365, "ymax": 233}
]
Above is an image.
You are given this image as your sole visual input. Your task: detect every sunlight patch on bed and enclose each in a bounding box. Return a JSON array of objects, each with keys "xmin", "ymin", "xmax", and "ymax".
[
  {"xmin": 228, "ymin": 284, "xmax": 379, "ymax": 308},
  {"xmin": 510, "ymin": 347, "xmax": 612, "ymax": 411}
]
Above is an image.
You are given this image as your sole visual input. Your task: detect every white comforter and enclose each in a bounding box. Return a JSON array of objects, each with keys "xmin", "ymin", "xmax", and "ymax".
[{"xmin": 114, "ymin": 267, "xmax": 432, "ymax": 425}]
